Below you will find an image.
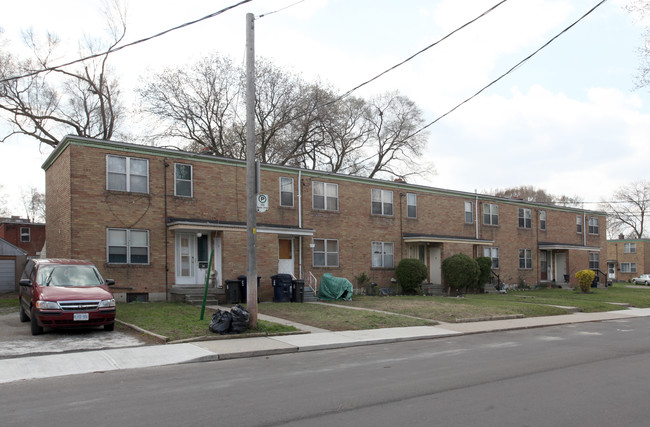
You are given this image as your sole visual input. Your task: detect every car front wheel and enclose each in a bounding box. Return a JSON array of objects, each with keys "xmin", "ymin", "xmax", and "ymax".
[
  {"xmin": 104, "ymin": 322, "xmax": 115, "ymax": 332},
  {"xmin": 30, "ymin": 307, "xmax": 43, "ymax": 336}
]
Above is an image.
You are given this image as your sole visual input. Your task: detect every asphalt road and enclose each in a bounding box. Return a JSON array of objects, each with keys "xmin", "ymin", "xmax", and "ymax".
[
  {"xmin": 2, "ymin": 317, "xmax": 650, "ymax": 426},
  {"xmin": 0, "ymin": 311, "xmax": 148, "ymax": 358}
]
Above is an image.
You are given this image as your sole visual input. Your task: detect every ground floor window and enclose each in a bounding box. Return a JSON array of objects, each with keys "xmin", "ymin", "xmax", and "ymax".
[
  {"xmin": 483, "ymin": 247, "xmax": 499, "ymax": 269},
  {"xmin": 518, "ymin": 249, "xmax": 532, "ymax": 269},
  {"xmin": 621, "ymin": 262, "xmax": 637, "ymax": 273},
  {"xmin": 313, "ymin": 239, "xmax": 339, "ymax": 267},
  {"xmin": 107, "ymin": 228, "xmax": 149, "ymax": 264},
  {"xmin": 589, "ymin": 252, "xmax": 599, "ymax": 270},
  {"xmin": 372, "ymin": 241, "xmax": 394, "ymax": 268}
]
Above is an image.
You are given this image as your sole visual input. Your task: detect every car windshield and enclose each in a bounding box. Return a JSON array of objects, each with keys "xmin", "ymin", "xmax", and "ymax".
[{"xmin": 36, "ymin": 265, "xmax": 105, "ymax": 287}]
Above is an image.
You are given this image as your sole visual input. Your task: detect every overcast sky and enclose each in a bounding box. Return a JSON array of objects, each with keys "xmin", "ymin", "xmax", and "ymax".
[{"xmin": 1, "ymin": 0, "xmax": 649, "ymax": 216}]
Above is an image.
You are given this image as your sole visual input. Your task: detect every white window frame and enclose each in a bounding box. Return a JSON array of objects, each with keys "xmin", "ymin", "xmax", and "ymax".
[
  {"xmin": 312, "ymin": 181, "xmax": 339, "ymax": 211},
  {"xmin": 539, "ymin": 211, "xmax": 546, "ymax": 231},
  {"xmin": 483, "ymin": 203, "xmax": 499, "ymax": 226},
  {"xmin": 20, "ymin": 227, "xmax": 30, "ymax": 242},
  {"xmin": 313, "ymin": 239, "xmax": 339, "ymax": 267},
  {"xmin": 577, "ymin": 215, "xmax": 583, "ymax": 234},
  {"xmin": 371, "ymin": 189, "xmax": 394, "ymax": 216},
  {"xmin": 519, "ymin": 249, "xmax": 532, "ymax": 269},
  {"xmin": 372, "ymin": 241, "xmax": 394, "ymax": 268},
  {"xmin": 518, "ymin": 208, "xmax": 532, "ymax": 229},
  {"xmin": 621, "ymin": 262, "xmax": 637, "ymax": 273},
  {"xmin": 464, "ymin": 201, "xmax": 473, "ymax": 224},
  {"xmin": 589, "ymin": 252, "xmax": 600, "ymax": 270},
  {"xmin": 174, "ymin": 163, "xmax": 193, "ymax": 197},
  {"xmin": 624, "ymin": 242, "xmax": 637, "ymax": 254},
  {"xmin": 406, "ymin": 193, "xmax": 417, "ymax": 219},
  {"xmin": 107, "ymin": 228, "xmax": 150, "ymax": 264},
  {"xmin": 279, "ymin": 177, "xmax": 294, "ymax": 207},
  {"xmin": 106, "ymin": 155, "xmax": 149, "ymax": 193},
  {"xmin": 483, "ymin": 247, "xmax": 499, "ymax": 269},
  {"xmin": 588, "ymin": 217, "xmax": 599, "ymax": 235}
]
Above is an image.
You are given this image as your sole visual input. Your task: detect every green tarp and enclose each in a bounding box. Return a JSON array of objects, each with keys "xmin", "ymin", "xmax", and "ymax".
[{"xmin": 318, "ymin": 273, "xmax": 353, "ymax": 301}]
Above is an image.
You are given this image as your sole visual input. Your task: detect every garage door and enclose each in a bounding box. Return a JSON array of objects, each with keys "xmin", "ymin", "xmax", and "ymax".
[{"xmin": 0, "ymin": 260, "xmax": 15, "ymax": 293}]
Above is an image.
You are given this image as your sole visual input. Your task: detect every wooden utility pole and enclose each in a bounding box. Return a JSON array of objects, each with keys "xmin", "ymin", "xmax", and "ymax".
[{"xmin": 245, "ymin": 12, "xmax": 258, "ymax": 327}]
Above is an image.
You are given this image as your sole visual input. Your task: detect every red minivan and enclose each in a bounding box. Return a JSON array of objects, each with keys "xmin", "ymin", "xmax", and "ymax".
[{"xmin": 19, "ymin": 259, "xmax": 116, "ymax": 335}]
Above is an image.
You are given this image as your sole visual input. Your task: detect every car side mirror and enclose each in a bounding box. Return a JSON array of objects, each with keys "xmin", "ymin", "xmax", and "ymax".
[
  {"xmin": 106, "ymin": 279, "xmax": 115, "ymax": 286},
  {"xmin": 19, "ymin": 279, "xmax": 32, "ymax": 287}
]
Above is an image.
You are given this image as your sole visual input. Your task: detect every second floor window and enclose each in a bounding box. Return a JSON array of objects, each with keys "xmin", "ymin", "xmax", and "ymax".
[
  {"xmin": 624, "ymin": 242, "xmax": 636, "ymax": 253},
  {"xmin": 20, "ymin": 227, "xmax": 30, "ymax": 242},
  {"xmin": 407, "ymin": 193, "xmax": 417, "ymax": 218},
  {"xmin": 540, "ymin": 211, "xmax": 546, "ymax": 231},
  {"xmin": 465, "ymin": 201, "xmax": 473, "ymax": 224},
  {"xmin": 280, "ymin": 177, "xmax": 294, "ymax": 207},
  {"xmin": 588, "ymin": 217, "xmax": 599, "ymax": 235},
  {"xmin": 577, "ymin": 215, "xmax": 583, "ymax": 234},
  {"xmin": 518, "ymin": 208, "xmax": 532, "ymax": 228},
  {"xmin": 174, "ymin": 163, "xmax": 193, "ymax": 197},
  {"xmin": 313, "ymin": 181, "xmax": 338, "ymax": 211},
  {"xmin": 483, "ymin": 203, "xmax": 499, "ymax": 226},
  {"xmin": 107, "ymin": 155, "xmax": 149, "ymax": 193},
  {"xmin": 371, "ymin": 189, "xmax": 393, "ymax": 216}
]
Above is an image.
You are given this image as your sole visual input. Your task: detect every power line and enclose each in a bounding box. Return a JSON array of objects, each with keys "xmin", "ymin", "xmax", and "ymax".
[
  {"xmin": 257, "ymin": 0, "xmax": 307, "ymax": 19},
  {"xmin": 0, "ymin": 0, "xmax": 254, "ymax": 84},
  {"xmin": 408, "ymin": 0, "xmax": 609, "ymax": 139}
]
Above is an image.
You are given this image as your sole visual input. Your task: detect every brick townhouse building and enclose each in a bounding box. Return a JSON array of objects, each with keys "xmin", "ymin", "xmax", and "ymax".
[
  {"xmin": 606, "ymin": 238, "xmax": 650, "ymax": 282},
  {"xmin": 42, "ymin": 136, "xmax": 607, "ymax": 302},
  {"xmin": 0, "ymin": 217, "xmax": 45, "ymax": 292}
]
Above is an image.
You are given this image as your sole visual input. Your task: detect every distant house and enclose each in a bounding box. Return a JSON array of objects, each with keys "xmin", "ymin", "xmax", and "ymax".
[
  {"xmin": 606, "ymin": 238, "xmax": 650, "ymax": 282},
  {"xmin": 0, "ymin": 237, "xmax": 27, "ymax": 293},
  {"xmin": 0, "ymin": 217, "xmax": 46, "ymax": 258},
  {"xmin": 41, "ymin": 136, "xmax": 608, "ymax": 302}
]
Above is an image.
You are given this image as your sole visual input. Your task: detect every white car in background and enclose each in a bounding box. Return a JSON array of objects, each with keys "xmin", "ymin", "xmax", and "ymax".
[{"xmin": 632, "ymin": 274, "xmax": 650, "ymax": 285}]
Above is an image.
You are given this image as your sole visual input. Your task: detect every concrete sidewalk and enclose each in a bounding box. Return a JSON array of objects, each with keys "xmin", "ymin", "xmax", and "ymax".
[{"xmin": 2, "ymin": 307, "xmax": 650, "ymax": 384}]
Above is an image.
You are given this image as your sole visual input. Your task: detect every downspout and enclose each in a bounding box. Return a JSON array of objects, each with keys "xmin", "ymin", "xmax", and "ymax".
[
  {"xmin": 164, "ymin": 160, "xmax": 170, "ymax": 301},
  {"xmin": 298, "ymin": 170, "xmax": 302, "ymax": 279}
]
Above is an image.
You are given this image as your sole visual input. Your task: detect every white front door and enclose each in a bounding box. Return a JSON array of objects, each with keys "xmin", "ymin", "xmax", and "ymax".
[
  {"xmin": 278, "ymin": 239, "xmax": 294, "ymax": 276},
  {"xmin": 429, "ymin": 246, "xmax": 442, "ymax": 284},
  {"xmin": 176, "ymin": 233, "xmax": 197, "ymax": 285}
]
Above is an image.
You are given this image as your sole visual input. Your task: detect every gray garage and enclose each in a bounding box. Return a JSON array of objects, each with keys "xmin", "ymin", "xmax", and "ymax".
[{"xmin": 0, "ymin": 238, "xmax": 27, "ymax": 293}]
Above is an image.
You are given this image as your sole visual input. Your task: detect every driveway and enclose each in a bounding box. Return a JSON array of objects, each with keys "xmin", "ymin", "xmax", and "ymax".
[{"xmin": 0, "ymin": 310, "xmax": 150, "ymax": 359}]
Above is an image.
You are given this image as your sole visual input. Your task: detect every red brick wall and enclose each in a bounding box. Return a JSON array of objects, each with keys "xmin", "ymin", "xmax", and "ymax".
[
  {"xmin": 0, "ymin": 223, "xmax": 45, "ymax": 256},
  {"xmin": 45, "ymin": 138, "xmax": 608, "ymax": 299}
]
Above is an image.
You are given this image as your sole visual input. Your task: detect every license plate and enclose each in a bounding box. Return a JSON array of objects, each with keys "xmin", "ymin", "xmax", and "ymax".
[{"xmin": 74, "ymin": 313, "xmax": 89, "ymax": 321}]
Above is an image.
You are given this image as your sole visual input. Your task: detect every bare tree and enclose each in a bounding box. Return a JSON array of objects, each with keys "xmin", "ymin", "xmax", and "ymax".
[
  {"xmin": 600, "ymin": 180, "xmax": 650, "ymax": 239},
  {"xmin": 21, "ymin": 186, "xmax": 46, "ymax": 223},
  {"xmin": 0, "ymin": 184, "xmax": 11, "ymax": 217},
  {"xmin": 489, "ymin": 185, "xmax": 583, "ymax": 207},
  {"xmin": 0, "ymin": 1, "xmax": 126, "ymax": 147},
  {"xmin": 137, "ymin": 54, "xmax": 431, "ymax": 179},
  {"xmin": 626, "ymin": 1, "xmax": 650, "ymax": 88},
  {"xmin": 362, "ymin": 91, "xmax": 430, "ymax": 179}
]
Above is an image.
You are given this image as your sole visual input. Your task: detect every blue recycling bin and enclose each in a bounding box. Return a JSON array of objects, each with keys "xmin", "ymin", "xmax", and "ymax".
[{"xmin": 271, "ymin": 274, "xmax": 292, "ymax": 302}]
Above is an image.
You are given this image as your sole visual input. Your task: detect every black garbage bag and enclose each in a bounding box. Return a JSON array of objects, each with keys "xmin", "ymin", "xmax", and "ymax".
[
  {"xmin": 209, "ymin": 309, "xmax": 232, "ymax": 335},
  {"xmin": 230, "ymin": 304, "xmax": 250, "ymax": 334}
]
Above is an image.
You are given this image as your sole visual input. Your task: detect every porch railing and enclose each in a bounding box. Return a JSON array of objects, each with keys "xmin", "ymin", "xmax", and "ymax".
[{"xmin": 308, "ymin": 271, "xmax": 318, "ymax": 295}]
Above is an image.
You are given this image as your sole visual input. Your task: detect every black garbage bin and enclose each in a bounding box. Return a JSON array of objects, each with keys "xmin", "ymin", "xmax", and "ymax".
[
  {"xmin": 225, "ymin": 279, "xmax": 241, "ymax": 304},
  {"xmin": 238, "ymin": 275, "xmax": 261, "ymax": 304},
  {"xmin": 291, "ymin": 279, "xmax": 305, "ymax": 303},
  {"xmin": 271, "ymin": 274, "xmax": 292, "ymax": 302},
  {"xmin": 592, "ymin": 275, "xmax": 599, "ymax": 288}
]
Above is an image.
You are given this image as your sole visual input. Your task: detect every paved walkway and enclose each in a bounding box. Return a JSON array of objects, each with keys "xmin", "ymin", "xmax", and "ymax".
[{"xmin": 3, "ymin": 306, "xmax": 650, "ymax": 384}]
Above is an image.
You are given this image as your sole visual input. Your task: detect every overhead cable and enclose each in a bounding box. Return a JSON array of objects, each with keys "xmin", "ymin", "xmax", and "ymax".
[{"xmin": 0, "ymin": 0, "xmax": 254, "ymax": 84}]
